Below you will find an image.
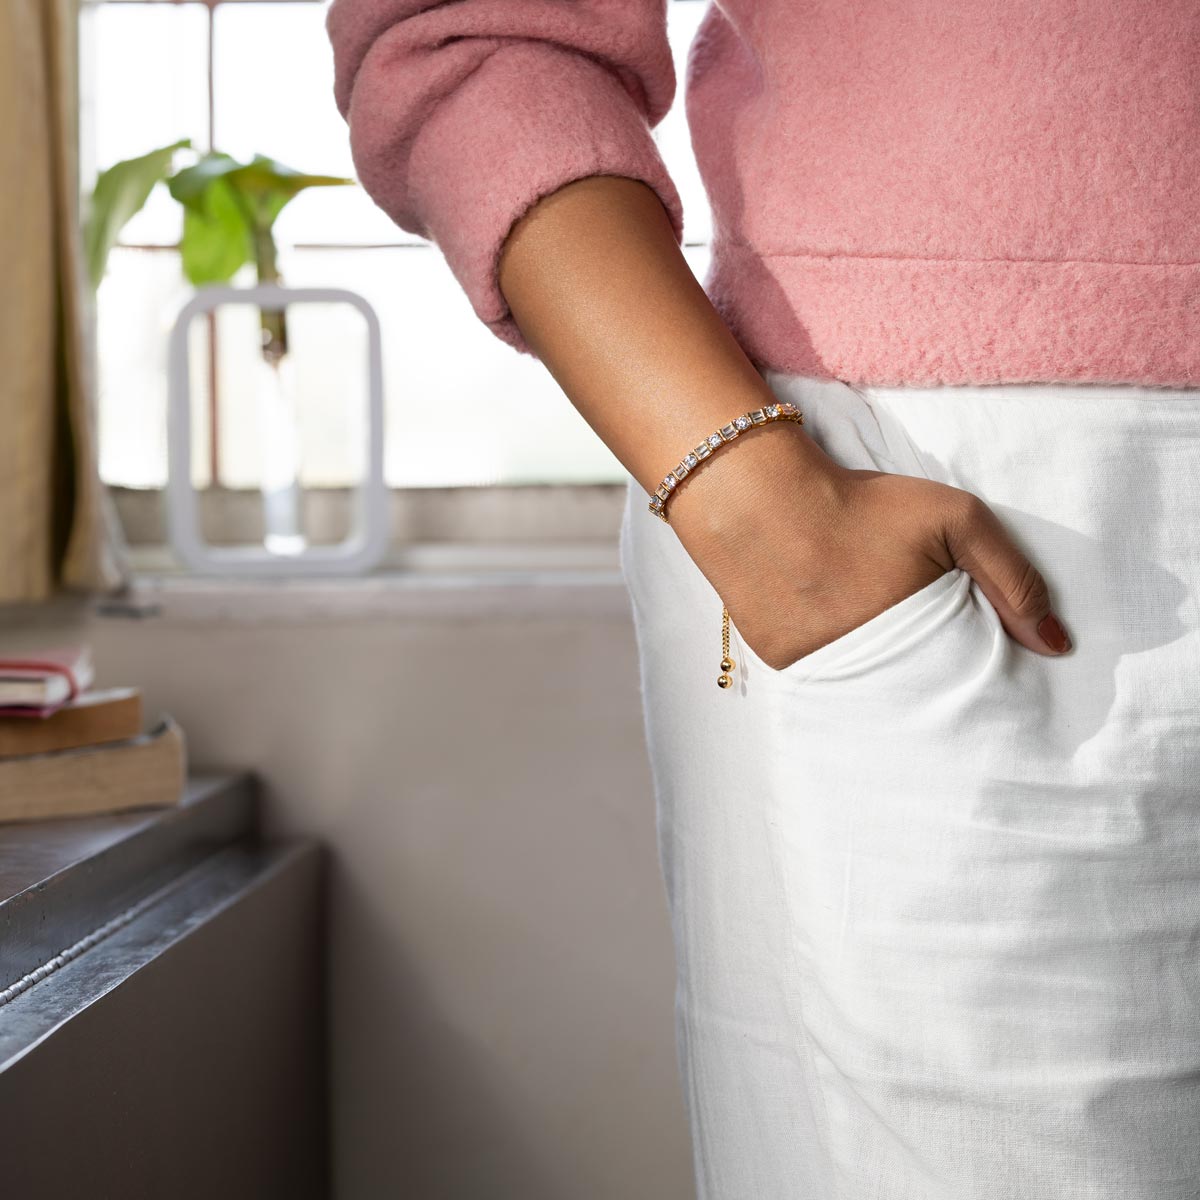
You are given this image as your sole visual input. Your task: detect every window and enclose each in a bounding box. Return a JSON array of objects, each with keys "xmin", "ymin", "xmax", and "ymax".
[{"xmin": 80, "ymin": 0, "xmax": 712, "ymax": 530}]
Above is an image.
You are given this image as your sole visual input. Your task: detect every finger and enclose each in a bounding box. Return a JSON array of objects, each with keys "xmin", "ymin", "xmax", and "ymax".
[{"xmin": 943, "ymin": 493, "xmax": 1072, "ymax": 656}]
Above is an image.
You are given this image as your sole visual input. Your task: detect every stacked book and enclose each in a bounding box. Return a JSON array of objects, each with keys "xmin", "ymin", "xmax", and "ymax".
[{"xmin": 0, "ymin": 644, "xmax": 186, "ymax": 822}]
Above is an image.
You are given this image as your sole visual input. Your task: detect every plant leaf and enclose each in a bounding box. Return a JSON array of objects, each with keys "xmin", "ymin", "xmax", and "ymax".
[
  {"xmin": 167, "ymin": 152, "xmax": 244, "ymax": 211},
  {"xmin": 83, "ymin": 138, "xmax": 190, "ymax": 289},
  {"xmin": 229, "ymin": 153, "xmax": 354, "ymax": 198},
  {"xmin": 168, "ymin": 150, "xmax": 353, "ymax": 285},
  {"xmin": 224, "ymin": 153, "xmax": 354, "ymax": 229},
  {"xmin": 178, "ymin": 175, "xmax": 253, "ymax": 286}
]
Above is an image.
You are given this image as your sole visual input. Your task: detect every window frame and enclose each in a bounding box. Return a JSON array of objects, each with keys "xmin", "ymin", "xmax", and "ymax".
[{"xmin": 81, "ymin": 0, "xmax": 707, "ymax": 557}]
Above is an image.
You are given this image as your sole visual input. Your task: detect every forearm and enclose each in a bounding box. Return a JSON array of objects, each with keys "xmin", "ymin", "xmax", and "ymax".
[
  {"xmin": 496, "ymin": 174, "xmax": 1069, "ymax": 667},
  {"xmin": 496, "ymin": 175, "xmax": 835, "ymax": 547}
]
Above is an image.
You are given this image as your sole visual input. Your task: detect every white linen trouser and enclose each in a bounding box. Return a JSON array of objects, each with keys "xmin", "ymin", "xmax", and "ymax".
[{"xmin": 619, "ymin": 374, "xmax": 1200, "ymax": 1199}]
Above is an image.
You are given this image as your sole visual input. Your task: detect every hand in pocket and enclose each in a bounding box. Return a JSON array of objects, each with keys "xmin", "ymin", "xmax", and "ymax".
[{"xmin": 667, "ymin": 432, "xmax": 1073, "ymax": 673}]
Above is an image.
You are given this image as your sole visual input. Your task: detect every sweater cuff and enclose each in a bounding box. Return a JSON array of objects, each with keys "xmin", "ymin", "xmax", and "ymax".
[{"xmin": 389, "ymin": 42, "xmax": 684, "ymax": 355}]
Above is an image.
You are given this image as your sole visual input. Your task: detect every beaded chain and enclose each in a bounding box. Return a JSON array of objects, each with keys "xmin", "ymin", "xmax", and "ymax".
[
  {"xmin": 646, "ymin": 400, "xmax": 803, "ymax": 523},
  {"xmin": 718, "ymin": 605, "xmax": 735, "ymax": 690},
  {"xmin": 646, "ymin": 400, "xmax": 804, "ymax": 690}
]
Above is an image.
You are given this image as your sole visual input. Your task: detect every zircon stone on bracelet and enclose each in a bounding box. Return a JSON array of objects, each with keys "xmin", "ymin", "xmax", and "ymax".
[{"xmin": 646, "ymin": 401, "xmax": 804, "ymax": 523}]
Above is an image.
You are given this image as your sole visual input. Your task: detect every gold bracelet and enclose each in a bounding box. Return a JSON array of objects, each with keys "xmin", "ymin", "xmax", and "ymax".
[{"xmin": 646, "ymin": 400, "xmax": 804, "ymax": 690}]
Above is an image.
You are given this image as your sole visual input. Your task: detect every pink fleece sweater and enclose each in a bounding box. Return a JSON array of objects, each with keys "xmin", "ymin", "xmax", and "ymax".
[{"xmin": 326, "ymin": 0, "xmax": 1200, "ymax": 388}]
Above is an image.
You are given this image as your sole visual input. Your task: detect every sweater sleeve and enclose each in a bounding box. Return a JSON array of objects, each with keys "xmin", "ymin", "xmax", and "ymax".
[{"xmin": 325, "ymin": 0, "xmax": 685, "ymax": 356}]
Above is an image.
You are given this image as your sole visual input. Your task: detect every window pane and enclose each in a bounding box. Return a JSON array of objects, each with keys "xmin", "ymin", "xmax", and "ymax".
[
  {"xmin": 89, "ymin": 0, "xmax": 716, "ymax": 491},
  {"xmin": 283, "ymin": 242, "xmax": 712, "ymax": 487},
  {"xmin": 97, "ymin": 241, "xmax": 710, "ymax": 489},
  {"xmin": 83, "ymin": 3, "xmax": 209, "ymax": 246},
  {"xmin": 281, "ymin": 246, "xmax": 625, "ymax": 487},
  {"xmin": 207, "ymin": 289, "xmax": 370, "ymax": 490},
  {"xmin": 212, "ymin": 2, "xmax": 416, "ymax": 247},
  {"xmin": 96, "ymin": 248, "xmax": 194, "ymax": 488},
  {"xmin": 208, "ymin": 1, "xmax": 710, "ymax": 247}
]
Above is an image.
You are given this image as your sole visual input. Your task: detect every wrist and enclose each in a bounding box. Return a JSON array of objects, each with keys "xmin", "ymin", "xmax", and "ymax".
[{"xmin": 664, "ymin": 417, "xmax": 842, "ymax": 548}]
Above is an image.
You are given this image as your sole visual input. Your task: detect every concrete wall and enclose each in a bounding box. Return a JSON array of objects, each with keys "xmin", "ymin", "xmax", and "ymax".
[{"xmin": 3, "ymin": 575, "xmax": 694, "ymax": 1198}]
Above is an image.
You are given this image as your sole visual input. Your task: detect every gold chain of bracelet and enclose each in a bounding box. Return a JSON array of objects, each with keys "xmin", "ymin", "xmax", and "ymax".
[
  {"xmin": 646, "ymin": 400, "xmax": 804, "ymax": 691},
  {"xmin": 719, "ymin": 605, "xmax": 734, "ymax": 690}
]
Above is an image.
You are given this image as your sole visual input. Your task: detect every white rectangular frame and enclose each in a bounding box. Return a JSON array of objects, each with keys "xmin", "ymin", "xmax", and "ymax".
[{"xmin": 166, "ymin": 283, "xmax": 389, "ymax": 575}]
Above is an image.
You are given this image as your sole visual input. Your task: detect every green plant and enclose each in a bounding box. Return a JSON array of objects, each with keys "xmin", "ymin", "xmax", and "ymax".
[
  {"xmin": 84, "ymin": 143, "xmax": 353, "ymax": 359},
  {"xmin": 83, "ymin": 138, "xmax": 191, "ymax": 290}
]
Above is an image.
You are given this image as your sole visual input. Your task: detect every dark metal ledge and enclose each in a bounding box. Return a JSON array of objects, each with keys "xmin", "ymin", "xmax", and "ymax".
[
  {"xmin": 0, "ymin": 773, "xmax": 329, "ymax": 1198},
  {"xmin": 0, "ymin": 773, "xmax": 257, "ymax": 990}
]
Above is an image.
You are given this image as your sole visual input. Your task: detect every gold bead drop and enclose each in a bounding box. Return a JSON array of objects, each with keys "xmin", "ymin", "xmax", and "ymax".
[
  {"xmin": 718, "ymin": 605, "xmax": 735, "ymax": 692},
  {"xmin": 718, "ymin": 605, "xmax": 735, "ymax": 691}
]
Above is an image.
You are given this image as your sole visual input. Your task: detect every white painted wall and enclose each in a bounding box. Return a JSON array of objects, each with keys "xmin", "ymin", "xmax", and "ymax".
[{"xmin": 4, "ymin": 576, "xmax": 694, "ymax": 1198}]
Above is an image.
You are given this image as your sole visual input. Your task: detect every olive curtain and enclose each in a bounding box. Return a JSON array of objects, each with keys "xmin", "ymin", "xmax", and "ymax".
[{"xmin": 0, "ymin": 0, "xmax": 128, "ymax": 604}]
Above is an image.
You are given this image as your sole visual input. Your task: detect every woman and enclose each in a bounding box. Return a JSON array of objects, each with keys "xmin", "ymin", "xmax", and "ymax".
[{"xmin": 327, "ymin": 2, "xmax": 1200, "ymax": 1195}]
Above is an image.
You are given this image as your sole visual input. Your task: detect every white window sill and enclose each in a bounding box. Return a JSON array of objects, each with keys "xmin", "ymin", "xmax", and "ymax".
[{"xmin": 92, "ymin": 541, "xmax": 632, "ymax": 626}]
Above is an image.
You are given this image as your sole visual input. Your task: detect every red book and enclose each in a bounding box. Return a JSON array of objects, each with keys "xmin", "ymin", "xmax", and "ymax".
[{"xmin": 0, "ymin": 645, "xmax": 96, "ymax": 718}]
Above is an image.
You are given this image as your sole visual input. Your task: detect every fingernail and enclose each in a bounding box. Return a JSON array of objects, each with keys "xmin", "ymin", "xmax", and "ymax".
[{"xmin": 1037, "ymin": 612, "xmax": 1071, "ymax": 653}]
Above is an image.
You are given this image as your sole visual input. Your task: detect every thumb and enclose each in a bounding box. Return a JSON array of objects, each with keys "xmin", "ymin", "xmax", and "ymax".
[{"xmin": 945, "ymin": 494, "xmax": 1072, "ymax": 656}]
